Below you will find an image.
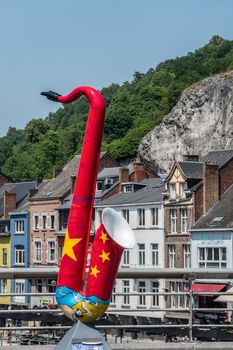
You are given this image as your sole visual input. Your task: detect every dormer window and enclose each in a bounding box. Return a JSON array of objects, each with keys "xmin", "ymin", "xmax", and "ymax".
[
  {"xmin": 96, "ymin": 181, "xmax": 103, "ymax": 191},
  {"xmin": 124, "ymin": 184, "xmax": 133, "ymax": 193},
  {"xmin": 170, "ymin": 183, "xmax": 176, "ymax": 199}
]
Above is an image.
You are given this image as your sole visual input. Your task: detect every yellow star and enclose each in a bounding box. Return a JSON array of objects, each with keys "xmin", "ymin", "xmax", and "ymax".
[
  {"xmin": 90, "ymin": 265, "xmax": 100, "ymax": 278},
  {"xmin": 99, "ymin": 250, "xmax": 110, "ymax": 263},
  {"xmin": 62, "ymin": 230, "xmax": 82, "ymax": 262},
  {"xmin": 100, "ymin": 231, "xmax": 109, "ymax": 244}
]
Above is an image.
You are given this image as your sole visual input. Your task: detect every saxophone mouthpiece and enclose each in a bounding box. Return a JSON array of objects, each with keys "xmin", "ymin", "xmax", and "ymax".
[{"xmin": 41, "ymin": 90, "xmax": 61, "ymax": 102}]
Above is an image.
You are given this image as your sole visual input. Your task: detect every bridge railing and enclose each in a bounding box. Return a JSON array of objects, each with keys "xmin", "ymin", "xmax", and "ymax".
[{"xmin": 0, "ymin": 267, "xmax": 232, "ymax": 344}]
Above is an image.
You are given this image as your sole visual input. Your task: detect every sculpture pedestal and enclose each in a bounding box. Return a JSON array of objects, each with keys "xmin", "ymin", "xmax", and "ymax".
[{"xmin": 54, "ymin": 321, "xmax": 112, "ymax": 350}]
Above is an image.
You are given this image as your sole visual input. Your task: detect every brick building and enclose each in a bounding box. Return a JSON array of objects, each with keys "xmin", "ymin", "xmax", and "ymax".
[{"xmin": 164, "ymin": 149, "xmax": 233, "ymax": 321}]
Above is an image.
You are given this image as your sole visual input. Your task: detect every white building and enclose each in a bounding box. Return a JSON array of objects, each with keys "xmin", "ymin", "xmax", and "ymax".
[{"xmin": 95, "ymin": 177, "xmax": 165, "ymax": 322}]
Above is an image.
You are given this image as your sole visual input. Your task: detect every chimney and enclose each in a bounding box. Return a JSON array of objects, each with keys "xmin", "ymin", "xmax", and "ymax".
[
  {"xmin": 131, "ymin": 162, "xmax": 147, "ymax": 182},
  {"xmin": 3, "ymin": 191, "xmax": 16, "ymax": 219},
  {"xmin": 183, "ymin": 154, "xmax": 199, "ymax": 162},
  {"xmin": 36, "ymin": 177, "xmax": 43, "ymax": 188},
  {"xmin": 203, "ymin": 162, "xmax": 219, "ymax": 214},
  {"xmin": 118, "ymin": 167, "xmax": 129, "ymax": 192},
  {"xmin": 53, "ymin": 169, "xmax": 61, "ymax": 178},
  {"xmin": 70, "ymin": 175, "xmax": 76, "ymax": 194},
  {"xmin": 28, "ymin": 188, "xmax": 38, "ymax": 198}
]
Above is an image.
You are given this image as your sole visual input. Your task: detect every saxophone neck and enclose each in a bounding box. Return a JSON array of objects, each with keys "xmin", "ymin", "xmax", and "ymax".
[{"xmin": 59, "ymin": 86, "xmax": 105, "ymax": 110}]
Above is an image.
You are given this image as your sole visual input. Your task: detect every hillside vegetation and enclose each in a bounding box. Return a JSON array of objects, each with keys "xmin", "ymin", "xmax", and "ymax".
[{"xmin": 1, "ymin": 35, "xmax": 233, "ymax": 181}]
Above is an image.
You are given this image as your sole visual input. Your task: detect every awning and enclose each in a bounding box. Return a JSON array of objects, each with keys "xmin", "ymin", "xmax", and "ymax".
[
  {"xmin": 192, "ymin": 283, "xmax": 226, "ymax": 293},
  {"xmin": 215, "ymin": 286, "xmax": 233, "ymax": 302}
]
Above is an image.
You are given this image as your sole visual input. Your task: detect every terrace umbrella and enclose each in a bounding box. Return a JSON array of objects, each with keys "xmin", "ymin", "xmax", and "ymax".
[{"xmin": 214, "ymin": 286, "xmax": 233, "ymax": 302}]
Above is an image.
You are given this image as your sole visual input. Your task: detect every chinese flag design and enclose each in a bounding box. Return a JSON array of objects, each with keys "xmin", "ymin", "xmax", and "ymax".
[{"xmin": 85, "ymin": 224, "xmax": 124, "ymax": 300}]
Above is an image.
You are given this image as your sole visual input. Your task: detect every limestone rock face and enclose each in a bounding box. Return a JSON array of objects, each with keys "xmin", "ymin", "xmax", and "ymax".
[{"xmin": 138, "ymin": 72, "xmax": 233, "ymax": 172}]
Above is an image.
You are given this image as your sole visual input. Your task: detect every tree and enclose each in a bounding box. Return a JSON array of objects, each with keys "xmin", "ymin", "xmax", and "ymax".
[{"xmin": 24, "ymin": 119, "xmax": 52, "ymax": 144}]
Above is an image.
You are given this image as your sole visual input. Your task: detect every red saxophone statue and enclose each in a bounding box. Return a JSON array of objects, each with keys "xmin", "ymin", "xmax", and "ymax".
[{"xmin": 41, "ymin": 87, "xmax": 135, "ymax": 322}]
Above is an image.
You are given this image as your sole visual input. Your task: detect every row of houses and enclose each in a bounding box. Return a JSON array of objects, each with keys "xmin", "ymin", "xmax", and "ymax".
[{"xmin": 0, "ymin": 149, "xmax": 233, "ymax": 324}]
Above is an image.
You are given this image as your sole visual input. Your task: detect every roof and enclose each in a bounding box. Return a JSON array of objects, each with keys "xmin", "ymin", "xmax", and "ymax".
[
  {"xmin": 0, "ymin": 181, "xmax": 36, "ymax": 217},
  {"xmin": 97, "ymin": 167, "xmax": 120, "ymax": 179},
  {"xmin": 57, "ymin": 194, "xmax": 72, "ymax": 210},
  {"xmin": 31, "ymin": 154, "xmax": 82, "ymax": 200},
  {"xmin": 201, "ymin": 149, "xmax": 233, "ymax": 169},
  {"xmin": 96, "ymin": 178, "xmax": 164, "ymax": 206},
  {"xmin": 97, "ymin": 164, "xmax": 135, "ymax": 180},
  {"xmin": 178, "ymin": 161, "xmax": 203, "ymax": 179},
  {"xmin": 192, "ymin": 184, "xmax": 233, "ymax": 230},
  {"xmin": 11, "ymin": 180, "xmax": 50, "ymax": 214},
  {"xmin": 32, "ymin": 152, "xmax": 110, "ymax": 200}
]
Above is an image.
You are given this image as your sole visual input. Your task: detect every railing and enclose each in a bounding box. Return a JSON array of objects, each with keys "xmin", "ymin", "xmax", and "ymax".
[{"xmin": 0, "ymin": 268, "xmax": 233, "ymax": 345}]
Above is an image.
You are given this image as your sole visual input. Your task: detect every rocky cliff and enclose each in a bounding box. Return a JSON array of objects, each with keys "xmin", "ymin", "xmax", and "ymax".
[{"xmin": 138, "ymin": 71, "xmax": 233, "ymax": 173}]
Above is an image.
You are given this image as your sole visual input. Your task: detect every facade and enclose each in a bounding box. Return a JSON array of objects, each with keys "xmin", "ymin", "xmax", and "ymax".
[
  {"xmin": 95, "ymin": 177, "xmax": 165, "ymax": 321},
  {"xmin": 0, "ymin": 182, "xmax": 36, "ymax": 309},
  {"xmin": 190, "ymin": 184, "xmax": 233, "ymax": 319},
  {"xmin": 10, "ymin": 209, "xmax": 30, "ymax": 306},
  {"xmin": 164, "ymin": 150, "xmax": 233, "ymax": 320}
]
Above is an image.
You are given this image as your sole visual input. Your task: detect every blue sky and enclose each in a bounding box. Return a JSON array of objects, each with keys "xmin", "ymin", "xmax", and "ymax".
[{"xmin": 0, "ymin": 0, "xmax": 233, "ymax": 136}]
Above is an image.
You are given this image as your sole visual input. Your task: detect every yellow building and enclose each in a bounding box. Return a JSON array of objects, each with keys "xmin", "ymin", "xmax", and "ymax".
[{"xmin": 0, "ymin": 235, "xmax": 11, "ymax": 306}]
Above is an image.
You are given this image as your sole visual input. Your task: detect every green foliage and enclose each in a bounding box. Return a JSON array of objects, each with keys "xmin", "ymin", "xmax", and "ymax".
[
  {"xmin": 1, "ymin": 35, "xmax": 233, "ymax": 181},
  {"xmin": 24, "ymin": 119, "xmax": 52, "ymax": 143}
]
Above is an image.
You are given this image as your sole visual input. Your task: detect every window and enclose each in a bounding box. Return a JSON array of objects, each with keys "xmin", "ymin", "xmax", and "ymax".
[
  {"xmin": 168, "ymin": 244, "xmax": 176, "ymax": 268},
  {"xmin": 34, "ymin": 214, "xmax": 39, "ymax": 230},
  {"xmin": 34, "ymin": 241, "xmax": 42, "ymax": 263},
  {"xmin": 98, "ymin": 210, "xmax": 103, "ymax": 225},
  {"xmin": 180, "ymin": 183, "xmax": 186, "ymax": 199},
  {"xmin": 138, "ymin": 281, "xmax": 146, "ymax": 306},
  {"xmin": 150, "ymin": 208, "xmax": 158, "ymax": 226},
  {"xmin": 58, "ymin": 244, "xmax": 63, "ymax": 262},
  {"xmin": 123, "ymin": 250, "xmax": 130, "ymax": 265},
  {"xmin": 184, "ymin": 244, "xmax": 191, "ymax": 268},
  {"xmin": 50, "ymin": 214, "xmax": 55, "ymax": 230},
  {"xmin": 181, "ymin": 208, "xmax": 188, "ymax": 233},
  {"xmin": 86, "ymin": 243, "xmax": 92, "ymax": 267},
  {"xmin": 122, "ymin": 280, "xmax": 130, "ymax": 305},
  {"xmin": 48, "ymin": 240, "xmax": 56, "ymax": 263},
  {"xmin": 170, "ymin": 281, "xmax": 189, "ymax": 309},
  {"xmin": 0, "ymin": 222, "xmax": 9, "ymax": 233},
  {"xmin": 15, "ymin": 280, "xmax": 25, "ymax": 294},
  {"xmin": 36, "ymin": 279, "xmax": 43, "ymax": 293},
  {"xmin": 211, "ymin": 216, "xmax": 224, "ymax": 224},
  {"xmin": 170, "ymin": 209, "xmax": 177, "ymax": 233},
  {"xmin": 60, "ymin": 210, "xmax": 69, "ymax": 230},
  {"xmin": 138, "ymin": 244, "xmax": 145, "ymax": 265},
  {"xmin": 2, "ymin": 248, "xmax": 7, "ymax": 266},
  {"xmin": 111, "ymin": 284, "xmax": 116, "ymax": 305},
  {"xmin": 42, "ymin": 215, "xmax": 47, "ymax": 230},
  {"xmin": 15, "ymin": 245, "xmax": 25, "ymax": 265},
  {"xmin": 124, "ymin": 185, "xmax": 133, "ymax": 193},
  {"xmin": 96, "ymin": 181, "xmax": 103, "ymax": 191},
  {"xmin": 170, "ymin": 183, "xmax": 176, "ymax": 199},
  {"xmin": 47, "ymin": 279, "xmax": 56, "ymax": 293},
  {"xmin": 0, "ymin": 279, "xmax": 7, "ymax": 293},
  {"xmin": 198, "ymin": 247, "xmax": 227, "ymax": 268},
  {"xmin": 151, "ymin": 243, "xmax": 159, "ymax": 266},
  {"xmin": 151, "ymin": 281, "xmax": 159, "ymax": 307},
  {"xmin": 138, "ymin": 209, "xmax": 145, "ymax": 227},
  {"xmin": 122, "ymin": 209, "xmax": 129, "ymax": 223},
  {"xmin": 15, "ymin": 220, "xmax": 24, "ymax": 233}
]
